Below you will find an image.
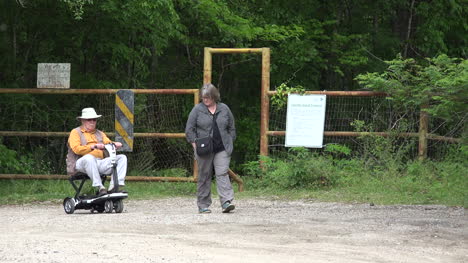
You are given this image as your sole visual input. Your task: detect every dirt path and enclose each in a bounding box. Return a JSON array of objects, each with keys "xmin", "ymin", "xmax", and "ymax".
[{"xmin": 0, "ymin": 198, "xmax": 466, "ymax": 262}]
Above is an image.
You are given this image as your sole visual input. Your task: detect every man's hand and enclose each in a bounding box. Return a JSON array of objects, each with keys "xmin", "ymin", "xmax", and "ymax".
[
  {"xmin": 114, "ymin": 142, "xmax": 123, "ymax": 149},
  {"xmin": 93, "ymin": 143, "xmax": 105, "ymax": 150}
]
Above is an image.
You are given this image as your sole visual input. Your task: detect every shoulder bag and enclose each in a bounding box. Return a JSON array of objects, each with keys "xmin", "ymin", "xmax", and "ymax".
[{"xmin": 195, "ymin": 113, "xmax": 217, "ymax": 156}]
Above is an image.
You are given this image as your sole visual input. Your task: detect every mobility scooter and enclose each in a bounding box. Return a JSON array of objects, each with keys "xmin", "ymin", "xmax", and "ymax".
[{"xmin": 63, "ymin": 143, "xmax": 128, "ymax": 214}]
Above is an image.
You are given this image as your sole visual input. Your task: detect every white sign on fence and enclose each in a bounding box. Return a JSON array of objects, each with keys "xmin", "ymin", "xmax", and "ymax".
[
  {"xmin": 37, "ymin": 63, "xmax": 70, "ymax": 89},
  {"xmin": 285, "ymin": 94, "xmax": 327, "ymax": 148}
]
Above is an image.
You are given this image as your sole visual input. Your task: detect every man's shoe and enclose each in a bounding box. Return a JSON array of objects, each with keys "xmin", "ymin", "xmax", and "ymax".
[
  {"xmin": 222, "ymin": 201, "xmax": 235, "ymax": 213},
  {"xmin": 108, "ymin": 185, "xmax": 128, "ymax": 194},
  {"xmin": 118, "ymin": 185, "xmax": 128, "ymax": 193},
  {"xmin": 199, "ymin": 208, "xmax": 212, "ymax": 214},
  {"xmin": 97, "ymin": 187, "xmax": 107, "ymax": 196}
]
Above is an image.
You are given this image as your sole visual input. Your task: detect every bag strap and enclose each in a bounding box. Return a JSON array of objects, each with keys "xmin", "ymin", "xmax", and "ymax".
[{"xmin": 209, "ymin": 112, "xmax": 218, "ymax": 137}]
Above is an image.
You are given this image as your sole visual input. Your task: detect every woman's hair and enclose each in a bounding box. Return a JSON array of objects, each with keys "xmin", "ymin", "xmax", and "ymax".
[{"xmin": 200, "ymin": 83, "xmax": 220, "ymax": 102}]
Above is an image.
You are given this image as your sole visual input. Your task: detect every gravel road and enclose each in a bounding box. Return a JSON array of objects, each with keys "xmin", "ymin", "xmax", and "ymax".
[{"xmin": 0, "ymin": 198, "xmax": 466, "ymax": 263}]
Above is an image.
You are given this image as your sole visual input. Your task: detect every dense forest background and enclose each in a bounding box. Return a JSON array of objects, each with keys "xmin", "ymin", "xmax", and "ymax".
[
  {"xmin": 0, "ymin": 0, "xmax": 466, "ymax": 174},
  {"xmin": 1, "ymin": 0, "xmax": 465, "ymax": 90}
]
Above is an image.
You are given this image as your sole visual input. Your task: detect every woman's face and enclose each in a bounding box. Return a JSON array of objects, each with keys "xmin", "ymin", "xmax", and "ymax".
[{"xmin": 202, "ymin": 96, "xmax": 215, "ymax": 107}]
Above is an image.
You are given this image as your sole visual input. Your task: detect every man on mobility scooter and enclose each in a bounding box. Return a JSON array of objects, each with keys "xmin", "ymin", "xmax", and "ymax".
[{"xmin": 63, "ymin": 107, "xmax": 128, "ymax": 214}]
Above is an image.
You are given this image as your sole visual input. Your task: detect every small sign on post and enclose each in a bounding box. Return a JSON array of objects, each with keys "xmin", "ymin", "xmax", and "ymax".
[
  {"xmin": 37, "ymin": 63, "xmax": 71, "ymax": 89},
  {"xmin": 115, "ymin": 90, "xmax": 134, "ymax": 152}
]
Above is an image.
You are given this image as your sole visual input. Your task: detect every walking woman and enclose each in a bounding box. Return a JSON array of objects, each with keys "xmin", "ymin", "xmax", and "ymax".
[{"xmin": 185, "ymin": 83, "xmax": 236, "ymax": 213}]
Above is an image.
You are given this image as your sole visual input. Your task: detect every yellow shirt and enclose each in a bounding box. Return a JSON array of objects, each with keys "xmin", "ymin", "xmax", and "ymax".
[{"xmin": 68, "ymin": 126, "xmax": 112, "ymax": 159}]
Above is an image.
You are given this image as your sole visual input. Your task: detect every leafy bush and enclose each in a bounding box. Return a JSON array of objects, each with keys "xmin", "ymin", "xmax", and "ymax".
[
  {"xmin": 243, "ymin": 147, "xmax": 343, "ymax": 190},
  {"xmin": 0, "ymin": 144, "xmax": 23, "ymax": 173},
  {"xmin": 350, "ymin": 120, "xmax": 416, "ymax": 176},
  {"xmin": 355, "ymin": 54, "xmax": 467, "ymax": 121},
  {"xmin": 0, "ymin": 143, "xmax": 50, "ymax": 174}
]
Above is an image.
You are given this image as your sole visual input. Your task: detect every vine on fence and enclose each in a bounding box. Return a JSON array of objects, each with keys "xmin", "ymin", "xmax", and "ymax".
[{"xmin": 270, "ymin": 83, "xmax": 305, "ymax": 109}]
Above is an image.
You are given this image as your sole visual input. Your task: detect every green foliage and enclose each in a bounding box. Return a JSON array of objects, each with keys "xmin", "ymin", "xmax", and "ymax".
[
  {"xmin": 271, "ymin": 83, "xmax": 305, "ymax": 109},
  {"xmin": 128, "ymin": 168, "xmax": 188, "ymax": 178},
  {"xmin": 324, "ymin": 144, "xmax": 351, "ymax": 158},
  {"xmin": 1, "ymin": 0, "xmax": 466, "ymax": 185},
  {"xmin": 0, "ymin": 179, "xmax": 196, "ymax": 204},
  {"xmin": 244, "ymin": 147, "xmax": 341, "ymax": 190},
  {"xmin": 241, "ymin": 144, "xmax": 466, "ymax": 207},
  {"xmin": 0, "ymin": 143, "xmax": 23, "ymax": 173},
  {"xmin": 233, "ymin": 112, "xmax": 260, "ymax": 164},
  {"xmin": 414, "ymin": 0, "xmax": 467, "ymax": 57},
  {"xmin": 444, "ymin": 144, "xmax": 468, "ymax": 163},
  {"xmin": 61, "ymin": 0, "xmax": 93, "ymax": 20},
  {"xmin": 355, "ymin": 54, "xmax": 468, "ymax": 121},
  {"xmin": 350, "ymin": 119, "xmax": 416, "ymax": 174},
  {"xmin": 0, "ymin": 143, "xmax": 50, "ymax": 174}
]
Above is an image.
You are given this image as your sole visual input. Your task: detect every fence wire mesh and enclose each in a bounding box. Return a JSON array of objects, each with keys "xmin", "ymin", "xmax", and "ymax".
[
  {"xmin": 268, "ymin": 95, "xmax": 463, "ymax": 159},
  {"xmin": 0, "ymin": 93, "xmax": 194, "ymax": 176}
]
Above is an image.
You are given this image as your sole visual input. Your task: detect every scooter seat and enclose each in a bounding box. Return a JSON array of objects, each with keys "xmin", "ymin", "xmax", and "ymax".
[
  {"xmin": 70, "ymin": 172, "xmax": 108, "ymax": 181},
  {"xmin": 70, "ymin": 172, "xmax": 88, "ymax": 180}
]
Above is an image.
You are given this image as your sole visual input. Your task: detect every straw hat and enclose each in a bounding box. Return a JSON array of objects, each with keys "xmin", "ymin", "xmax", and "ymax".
[{"xmin": 77, "ymin": 108, "xmax": 102, "ymax": 120}]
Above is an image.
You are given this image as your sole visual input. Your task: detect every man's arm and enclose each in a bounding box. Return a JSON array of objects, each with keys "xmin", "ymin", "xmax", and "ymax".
[
  {"xmin": 68, "ymin": 129, "xmax": 92, "ymax": 155},
  {"xmin": 100, "ymin": 131, "xmax": 123, "ymax": 149}
]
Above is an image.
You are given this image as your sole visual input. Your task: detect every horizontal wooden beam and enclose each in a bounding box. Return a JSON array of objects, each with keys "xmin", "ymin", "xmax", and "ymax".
[
  {"xmin": 267, "ymin": 90, "xmax": 388, "ymax": 97},
  {"xmin": 266, "ymin": 131, "xmax": 461, "ymax": 142},
  {"xmin": 1, "ymin": 130, "xmax": 459, "ymax": 142},
  {"xmin": 207, "ymin": 48, "xmax": 263, "ymax": 54},
  {"xmin": 267, "ymin": 131, "xmax": 418, "ymax": 137},
  {"xmin": 0, "ymin": 131, "xmax": 186, "ymax": 138},
  {"xmin": 0, "ymin": 88, "xmax": 198, "ymax": 95},
  {"xmin": 0, "ymin": 174, "xmax": 196, "ymax": 182}
]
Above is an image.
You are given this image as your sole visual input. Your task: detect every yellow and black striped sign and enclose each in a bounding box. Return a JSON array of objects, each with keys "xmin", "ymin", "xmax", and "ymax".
[{"xmin": 115, "ymin": 90, "xmax": 134, "ymax": 152}]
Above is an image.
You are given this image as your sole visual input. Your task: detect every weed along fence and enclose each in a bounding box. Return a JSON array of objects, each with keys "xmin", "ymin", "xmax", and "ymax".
[{"xmin": 0, "ymin": 88, "xmax": 244, "ymax": 191}]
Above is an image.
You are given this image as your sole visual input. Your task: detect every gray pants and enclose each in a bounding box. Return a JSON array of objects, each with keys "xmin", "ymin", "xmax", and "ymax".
[
  {"xmin": 196, "ymin": 150, "xmax": 234, "ymax": 209},
  {"xmin": 76, "ymin": 154, "xmax": 127, "ymax": 188}
]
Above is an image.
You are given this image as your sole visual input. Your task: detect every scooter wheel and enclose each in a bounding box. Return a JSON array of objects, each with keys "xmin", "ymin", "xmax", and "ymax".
[
  {"xmin": 104, "ymin": 200, "xmax": 113, "ymax": 213},
  {"xmin": 63, "ymin": 197, "xmax": 75, "ymax": 214},
  {"xmin": 114, "ymin": 200, "xmax": 124, "ymax": 213}
]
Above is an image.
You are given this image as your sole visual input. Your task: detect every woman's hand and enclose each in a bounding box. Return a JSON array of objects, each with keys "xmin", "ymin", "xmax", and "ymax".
[{"xmin": 114, "ymin": 142, "xmax": 123, "ymax": 149}]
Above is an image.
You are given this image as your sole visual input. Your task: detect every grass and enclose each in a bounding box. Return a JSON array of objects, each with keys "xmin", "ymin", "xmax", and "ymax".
[
  {"xmin": 0, "ymin": 179, "xmax": 197, "ymax": 204},
  {"xmin": 0, "ymin": 171, "xmax": 465, "ymax": 207},
  {"xmin": 236, "ymin": 175, "xmax": 466, "ymax": 207},
  {"xmin": 1, "ymin": 144, "xmax": 466, "ymax": 207}
]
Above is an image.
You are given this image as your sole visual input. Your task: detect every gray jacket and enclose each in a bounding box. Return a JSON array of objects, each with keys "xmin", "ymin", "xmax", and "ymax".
[{"xmin": 185, "ymin": 103, "xmax": 236, "ymax": 156}]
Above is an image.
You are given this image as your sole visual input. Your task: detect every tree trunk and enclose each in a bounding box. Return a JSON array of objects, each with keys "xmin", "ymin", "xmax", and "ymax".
[{"xmin": 403, "ymin": 0, "xmax": 416, "ymax": 58}]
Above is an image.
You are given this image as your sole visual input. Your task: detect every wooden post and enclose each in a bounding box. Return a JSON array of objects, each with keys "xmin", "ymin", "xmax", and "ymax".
[
  {"xmin": 193, "ymin": 161, "xmax": 198, "ymax": 181},
  {"xmin": 201, "ymin": 47, "xmax": 253, "ymax": 191},
  {"xmin": 260, "ymin": 48, "xmax": 270, "ymax": 157},
  {"xmin": 198, "ymin": 47, "xmax": 212, "ymax": 181},
  {"xmin": 418, "ymin": 105, "xmax": 429, "ymax": 160},
  {"xmin": 203, "ymin": 47, "xmax": 212, "ymax": 84}
]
